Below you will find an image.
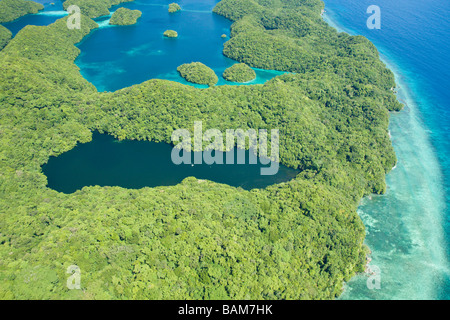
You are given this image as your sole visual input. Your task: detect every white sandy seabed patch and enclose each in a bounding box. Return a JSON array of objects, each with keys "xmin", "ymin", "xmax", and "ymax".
[{"xmin": 36, "ymin": 11, "xmax": 68, "ymax": 16}]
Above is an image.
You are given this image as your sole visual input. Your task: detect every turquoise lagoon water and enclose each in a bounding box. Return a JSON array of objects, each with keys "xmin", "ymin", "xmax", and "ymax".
[
  {"xmin": 2, "ymin": 0, "xmax": 284, "ymax": 90},
  {"xmin": 74, "ymin": 0, "xmax": 284, "ymax": 91},
  {"xmin": 323, "ymin": 0, "xmax": 449, "ymax": 299}
]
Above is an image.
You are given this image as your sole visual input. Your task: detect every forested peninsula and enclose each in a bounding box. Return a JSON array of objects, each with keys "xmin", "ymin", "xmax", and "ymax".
[
  {"xmin": 0, "ymin": 0, "xmax": 44, "ymax": 23},
  {"xmin": 63, "ymin": 0, "xmax": 134, "ymax": 19},
  {"xmin": 0, "ymin": 0, "xmax": 402, "ymax": 299}
]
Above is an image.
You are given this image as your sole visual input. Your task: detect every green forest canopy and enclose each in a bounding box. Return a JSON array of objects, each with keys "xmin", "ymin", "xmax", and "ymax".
[
  {"xmin": 0, "ymin": 25, "xmax": 12, "ymax": 50},
  {"xmin": 109, "ymin": 7, "xmax": 142, "ymax": 26},
  {"xmin": 177, "ymin": 62, "xmax": 219, "ymax": 87},
  {"xmin": 0, "ymin": 0, "xmax": 402, "ymax": 300},
  {"xmin": 0, "ymin": 0, "xmax": 44, "ymax": 23},
  {"xmin": 163, "ymin": 29, "xmax": 178, "ymax": 38},
  {"xmin": 62, "ymin": 0, "xmax": 134, "ymax": 19},
  {"xmin": 223, "ymin": 63, "xmax": 256, "ymax": 83},
  {"xmin": 168, "ymin": 3, "xmax": 181, "ymax": 13}
]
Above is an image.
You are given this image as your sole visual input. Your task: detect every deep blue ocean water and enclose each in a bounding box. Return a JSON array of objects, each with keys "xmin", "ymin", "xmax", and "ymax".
[
  {"xmin": 323, "ymin": 0, "xmax": 449, "ymax": 299},
  {"xmin": 2, "ymin": 0, "xmax": 449, "ymax": 299}
]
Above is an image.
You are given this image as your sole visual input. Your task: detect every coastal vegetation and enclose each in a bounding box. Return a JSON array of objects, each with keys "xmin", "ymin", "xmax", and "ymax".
[
  {"xmin": 0, "ymin": 25, "xmax": 12, "ymax": 50},
  {"xmin": 62, "ymin": 0, "xmax": 134, "ymax": 19},
  {"xmin": 0, "ymin": 0, "xmax": 403, "ymax": 300},
  {"xmin": 223, "ymin": 63, "xmax": 256, "ymax": 82},
  {"xmin": 0, "ymin": 0, "xmax": 44, "ymax": 23},
  {"xmin": 177, "ymin": 62, "xmax": 219, "ymax": 86},
  {"xmin": 163, "ymin": 29, "xmax": 178, "ymax": 38},
  {"xmin": 109, "ymin": 7, "xmax": 142, "ymax": 26},
  {"xmin": 168, "ymin": 3, "xmax": 181, "ymax": 13},
  {"xmin": 213, "ymin": 0, "xmax": 403, "ymax": 104}
]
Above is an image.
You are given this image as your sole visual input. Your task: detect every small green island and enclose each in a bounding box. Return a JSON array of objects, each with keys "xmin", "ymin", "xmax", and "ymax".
[
  {"xmin": 163, "ymin": 30, "xmax": 178, "ymax": 38},
  {"xmin": 109, "ymin": 7, "xmax": 142, "ymax": 26},
  {"xmin": 223, "ymin": 63, "xmax": 256, "ymax": 83},
  {"xmin": 177, "ymin": 62, "xmax": 219, "ymax": 87},
  {"xmin": 168, "ymin": 3, "xmax": 181, "ymax": 13},
  {"xmin": 0, "ymin": 0, "xmax": 44, "ymax": 23}
]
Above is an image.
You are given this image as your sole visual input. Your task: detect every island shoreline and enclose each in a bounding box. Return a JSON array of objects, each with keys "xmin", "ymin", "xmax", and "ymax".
[{"xmin": 322, "ymin": 6, "xmax": 448, "ymax": 300}]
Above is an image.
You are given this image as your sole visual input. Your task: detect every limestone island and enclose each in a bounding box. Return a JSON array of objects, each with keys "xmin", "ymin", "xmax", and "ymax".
[
  {"xmin": 177, "ymin": 62, "xmax": 218, "ymax": 87},
  {"xmin": 168, "ymin": 3, "xmax": 181, "ymax": 13},
  {"xmin": 163, "ymin": 30, "xmax": 178, "ymax": 38},
  {"xmin": 221, "ymin": 34, "xmax": 227, "ymax": 39},
  {"xmin": 223, "ymin": 63, "xmax": 256, "ymax": 83},
  {"xmin": 109, "ymin": 7, "xmax": 142, "ymax": 26}
]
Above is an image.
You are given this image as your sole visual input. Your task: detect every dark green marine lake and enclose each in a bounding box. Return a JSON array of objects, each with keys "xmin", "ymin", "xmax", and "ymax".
[{"xmin": 42, "ymin": 132, "xmax": 299, "ymax": 193}]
